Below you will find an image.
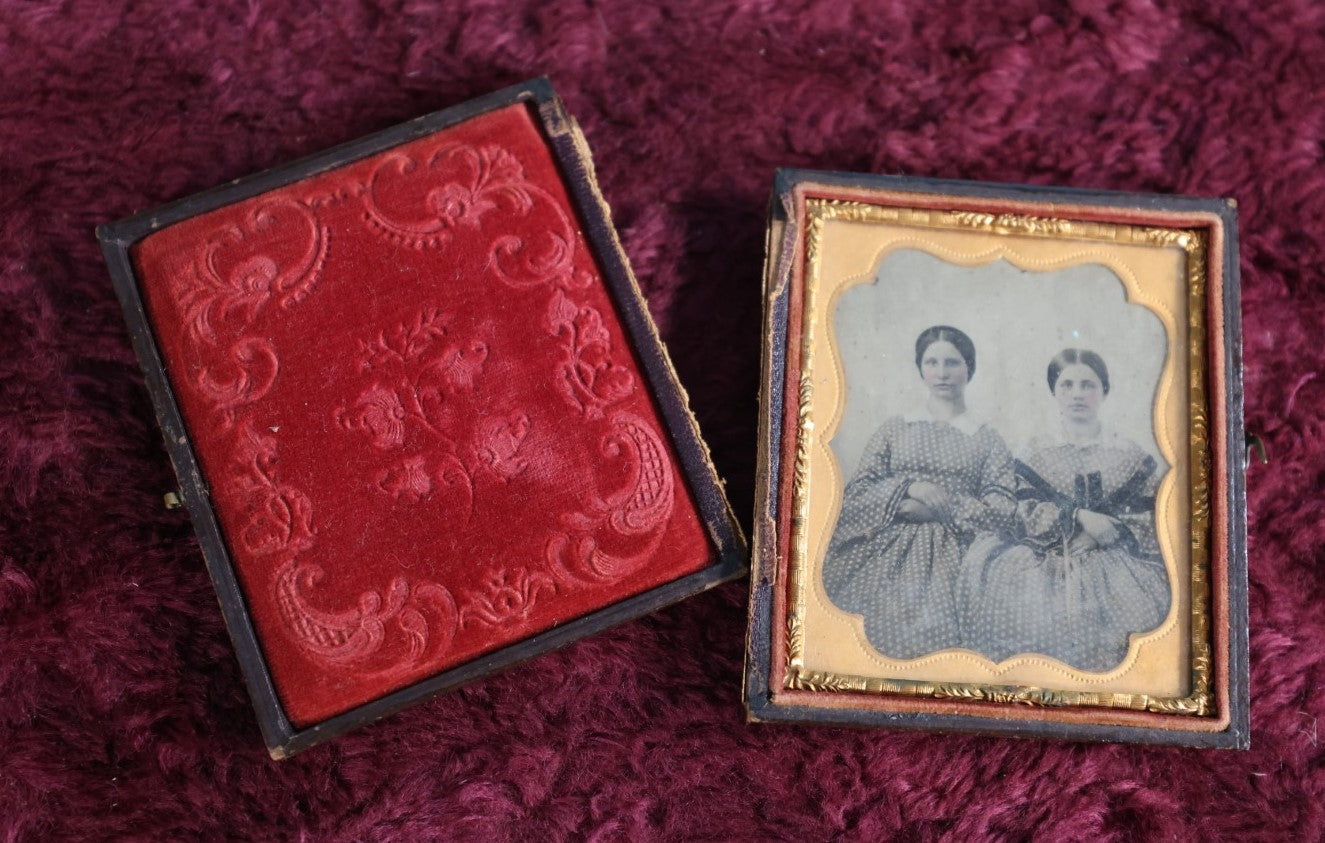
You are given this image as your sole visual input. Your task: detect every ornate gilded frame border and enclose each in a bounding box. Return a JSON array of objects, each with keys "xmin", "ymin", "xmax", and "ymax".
[{"xmin": 744, "ymin": 170, "xmax": 1248, "ymax": 748}]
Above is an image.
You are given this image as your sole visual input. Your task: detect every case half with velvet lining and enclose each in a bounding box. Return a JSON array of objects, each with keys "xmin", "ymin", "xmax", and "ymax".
[{"xmin": 99, "ymin": 79, "xmax": 745, "ymax": 758}]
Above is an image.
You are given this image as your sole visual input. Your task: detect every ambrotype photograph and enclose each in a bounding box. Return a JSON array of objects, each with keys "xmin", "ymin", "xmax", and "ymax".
[
  {"xmin": 823, "ymin": 255, "xmax": 1171, "ymax": 673},
  {"xmin": 747, "ymin": 176, "xmax": 1248, "ymax": 747}
]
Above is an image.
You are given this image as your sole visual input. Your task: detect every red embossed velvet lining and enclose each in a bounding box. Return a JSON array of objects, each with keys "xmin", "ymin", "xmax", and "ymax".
[{"xmin": 130, "ymin": 103, "xmax": 713, "ymax": 728}]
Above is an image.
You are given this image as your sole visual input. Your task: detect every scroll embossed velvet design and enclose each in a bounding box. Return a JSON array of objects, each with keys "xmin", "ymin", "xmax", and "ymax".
[{"xmin": 131, "ymin": 104, "xmax": 712, "ymax": 727}]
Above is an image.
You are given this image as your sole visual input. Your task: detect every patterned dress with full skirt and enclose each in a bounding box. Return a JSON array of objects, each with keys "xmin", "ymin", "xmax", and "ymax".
[
  {"xmin": 959, "ymin": 432, "xmax": 1171, "ymax": 671},
  {"xmin": 822, "ymin": 416, "xmax": 1015, "ymax": 659}
]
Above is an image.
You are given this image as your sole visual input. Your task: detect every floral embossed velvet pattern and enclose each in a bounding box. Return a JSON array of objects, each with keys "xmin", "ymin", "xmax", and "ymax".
[{"xmin": 130, "ymin": 104, "xmax": 712, "ymax": 727}]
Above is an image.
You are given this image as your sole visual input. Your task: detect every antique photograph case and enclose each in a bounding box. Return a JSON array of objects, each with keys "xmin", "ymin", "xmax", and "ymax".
[
  {"xmin": 98, "ymin": 78, "xmax": 746, "ymax": 758},
  {"xmin": 745, "ymin": 171, "xmax": 1248, "ymax": 748}
]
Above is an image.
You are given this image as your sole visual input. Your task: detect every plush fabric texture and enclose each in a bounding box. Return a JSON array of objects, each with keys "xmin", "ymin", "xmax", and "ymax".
[
  {"xmin": 131, "ymin": 102, "xmax": 711, "ymax": 726},
  {"xmin": 1, "ymin": 0, "xmax": 1322, "ymax": 839}
]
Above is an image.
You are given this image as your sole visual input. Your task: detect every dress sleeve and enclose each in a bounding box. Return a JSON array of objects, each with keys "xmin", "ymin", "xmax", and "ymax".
[
  {"xmin": 1011, "ymin": 461, "xmax": 1074, "ymax": 550},
  {"xmin": 826, "ymin": 419, "xmax": 912, "ymax": 556},
  {"xmin": 1104, "ymin": 450, "xmax": 1162, "ymax": 560},
  {"xmin": 950, "ymin": 428, "xmax": 1016, "ymax": 537}
]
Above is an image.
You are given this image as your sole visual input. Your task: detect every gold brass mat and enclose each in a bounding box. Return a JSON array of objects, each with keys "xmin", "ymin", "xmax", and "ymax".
[{"xmin": 782, "ymin": 199, "xmax": 1212, "ymax": 716}]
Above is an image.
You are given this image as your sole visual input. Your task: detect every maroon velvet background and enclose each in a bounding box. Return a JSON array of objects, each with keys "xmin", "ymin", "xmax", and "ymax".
[
  {"xmin": 132, "ymin": 102, "xmax": 712, "ymax": 727},
  {"xmin": 1, "ymin": 0, "xmax": 1322, "ymax": 839}
]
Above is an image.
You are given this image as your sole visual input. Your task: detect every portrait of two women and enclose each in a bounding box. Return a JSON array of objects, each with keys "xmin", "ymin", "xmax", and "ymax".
[{"xmin": 821, "ymin": 322, "xmax": 1173, "ymax": 673}]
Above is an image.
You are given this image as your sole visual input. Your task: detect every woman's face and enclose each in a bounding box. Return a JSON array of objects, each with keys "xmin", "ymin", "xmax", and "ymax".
[
  {"xmin": 920, "ymin": 340, "xmax": 969, "ymax": 400},
  {"xmin": 1054, "ymin": 362, "xmax": 1105, "ymax": 423}
]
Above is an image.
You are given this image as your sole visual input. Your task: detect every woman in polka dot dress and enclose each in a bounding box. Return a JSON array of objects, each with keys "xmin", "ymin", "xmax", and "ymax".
[
  {"xmin": 959, "ymin": 349, "xmax": 1171, "ymax": 671},
  {"xmin": 822, "ymin": 326, "xmax": 1015, "ymax": 659}
]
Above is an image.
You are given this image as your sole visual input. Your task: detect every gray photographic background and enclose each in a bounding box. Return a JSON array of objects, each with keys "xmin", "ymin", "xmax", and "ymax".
[{"xmin": 829, "ymin": 249, "xmax": 1169, "ymax": 480}]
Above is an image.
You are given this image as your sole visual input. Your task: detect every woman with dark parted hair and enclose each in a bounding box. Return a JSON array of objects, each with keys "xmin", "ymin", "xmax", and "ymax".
[
  {"xmin": 822, "ymin": 325, "xmax": 1016, "ymax": 659},
  {"xmin": 959, "ymin": 348, "xmax": 1171, "ymax": 671}
]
